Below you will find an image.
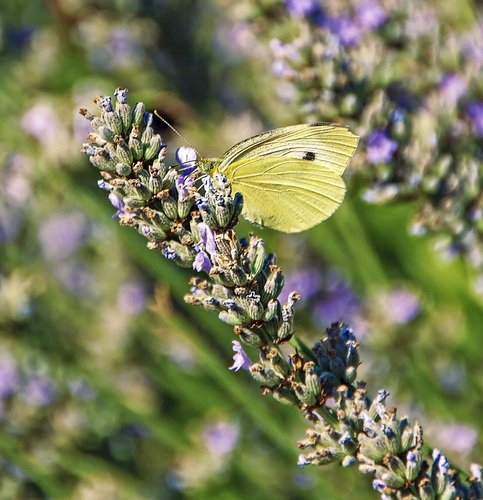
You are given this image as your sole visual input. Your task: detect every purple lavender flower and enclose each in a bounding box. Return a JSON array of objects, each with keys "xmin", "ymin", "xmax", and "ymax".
[
  {"xmin": 175, "ymin": 147, "xmax": 198, "ymax": 174},
  {"xmin": 22, "ymin": 376, "xmax": 56, "ymax": 406},
  {"xmin": 467, "ymin": 101, "xmax": 483, "ymax": 137},
  {"xmin": 355, "ymin": 0, "xmax": 387, "ymax": 30},
  {"xmin": 193, "ymin": 242, "xmax": 212, "ymax": 273},
  {"xmin": 197, "ymin": 222, "xmax": 217, "ymax": 255},
  {"xmin": 327, "ymin": 16, "xmax": 363, "ymax": 47},
  {"xmin": 0, "ymin": 352, "xmax": 18, "ymax": 399},
  {"xmin": 38, "ymin": 211, "xmax": 91, "ymax": 261},
  {"xmin": 202, "ymin": 421, "xmax": 240, "ymax": 457},
  {"xmin": 108, "ymin": 192, "xmax": 126, "ymax": 218},
  {"xmin": 229, "ymin": 341, "xmax": 252, "ymax": 371},
  {"xmin": 278, "ymin": 268, "xmax": 322, "ymax": 305},
  {"xmin": 366, "ymin": 129, "xmax": 398, "ymax": 164},
  {"xmin": 175, "ymin": 174, "xmax": 195, "ymax": 200},
  {"xmin": 439, "ymin": 73, "xmax": 467, "ymax": 105}
]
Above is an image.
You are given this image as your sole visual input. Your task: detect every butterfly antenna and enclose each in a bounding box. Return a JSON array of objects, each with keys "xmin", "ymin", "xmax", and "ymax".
[{"xmin": 154, "ymin": 110, "xmax": 197, "ymax": 152}]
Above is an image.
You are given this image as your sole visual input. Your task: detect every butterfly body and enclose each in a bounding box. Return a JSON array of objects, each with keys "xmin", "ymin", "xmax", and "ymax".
[{"xmin": 199, "ymin": 123, "xmax": 359, "ymax": 233}]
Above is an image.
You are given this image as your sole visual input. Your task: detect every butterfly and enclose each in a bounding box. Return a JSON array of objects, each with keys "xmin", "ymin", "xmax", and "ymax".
[{"xmin": 193, "ymin": 123, "xmax": 359, "ymax": 233}]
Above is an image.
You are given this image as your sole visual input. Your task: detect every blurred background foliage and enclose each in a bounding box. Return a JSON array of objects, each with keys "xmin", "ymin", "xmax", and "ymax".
[{"xmin": 0, "ymin": 0, "xmax": 481, "ymax": 498}]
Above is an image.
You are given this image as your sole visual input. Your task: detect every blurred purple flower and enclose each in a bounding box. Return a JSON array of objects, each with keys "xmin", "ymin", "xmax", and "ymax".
[
  {"xmin": 117, "ymin": 281, "xmax": 147, "ymax": 314},
  {"xmin": 355, "ymin": 0, "xmax": 387, "ymax": 30},
  {"xmin": 285, "ymin": 0, "xmax": 320, "ymax": 18},
  {"xmin": 314, "ymin": 276, "xmax": 360, "ymax": 327},
  {"xmin": 109, "ymin": 27, "xmax": 141, "ymax": 61},
  {"xmin": 68, "ymin": 379, "xmax": 96, "ymax": 400},
  {"xmin": 0, "ymin": 352, "xmax": 19, "ymax": 399},
  {"xmin": 229, "ymin": 341, "xmax": 252, "ymax": 371},
  {"xmin": 22, "ymin": 376, "xmax": 56, "ymax": 406},
  {"xmin": 55, "ymin": 261, "xmax": 93, "ymax": 296},
  {"xmin": 38, "ymin": 211, "xmax": 91, "ymax": 261},
  {"xmin": 383, "ymin": 289, "xmax": 419, "ymax": 325},
  {"xmin": 467, "ymin": 101, "xmax": 483, "ymax": 137},
  {"xmin": 366, "ymin": 130, "xmax": 398, "ymax": 164},
  {"xmin": 21, "ymin": 103, "xmax": 59, "ymax": 144},
  {"xmin": 439, "ymin": 74, "xmax": 467, "ymax": 105},
  {"xmin": 278, "ymin": 268, "xmax": 322, "ymax": 305},
  {"xmin": 202, "ymin": 421, "xmax": 240, "ymax": 457},
  {"xmin": 6, "ymin": 25, "xmax": 34, "ymax": 52},
  {"xmin": 3, "ymin": 154, "xmax": 33, "ymax": 205},
  {"xmin": 433, "ymin": 423, "xmax": 477, "ymax": 455},
  {"xmin": 327, "ymin": 16, "xmax": 363, "ymax": 47}
]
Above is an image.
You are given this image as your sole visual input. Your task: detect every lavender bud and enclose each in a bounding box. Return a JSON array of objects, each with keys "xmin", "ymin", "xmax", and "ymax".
[
  {"xmin": 379, "ymin": 470, "xmax": 405, "ymax": 489},
  {"xmin": 406, "ymin": 450, "xmax": 422, "ymax": 481},
  {"xmin": 234, "ymin": 326, "xmax": 264, "ymax": 347},
  {"xmin": 263, "ymin": 299, "xmax": 280, "ymax": 322},
  {"xmin": 114, "ymin": 88, "xmax": 132, "ymax": 132},
  {"xmin": 129, "ymin": 126, "xmax": 144, "ymax": 161},
  {"xmin": 247, "ymin": 235, "xmax": 265, "ymax": 276},
  {"xmin": 132, "ymin": 102, "xmax": 146, "ymax": 127},
  {"xmin": 144, "ymin": 135, "xmax": 164, "ymax": 162},
  {"xmin": 263, "ymin": 266, "xmax": 284, "ymax": 303},
  {"xmin": 102, "ymin": 109, "xmax": 123, "ymax": 135},
  {"xmin": 215, "ymin": 198, "xmax": 233, "ymax": 228},
  {"xmin": 219, "ymin": 309, "xmax": 249, "ymax": 326},
  {"xmin": 89, "ymin": 150, "xmax": 116, "ymax": 172},
  {"xmin": 304, "ymin": 362, "xmax": 322, "ymax": 404},
  {"xmin": 158, "ymin": 190, "xmax": 178, "ymax": 220},
  {"xmin": 115, "ymin": 138, "xmax": 134, "ymax": 165},
  {"xmin": 97, "ymin": 125, "xmax": 116, "ymax": 142},
  {"xmin": 116, "ymin": 163, "xmax": 132, "ymax": 176}
]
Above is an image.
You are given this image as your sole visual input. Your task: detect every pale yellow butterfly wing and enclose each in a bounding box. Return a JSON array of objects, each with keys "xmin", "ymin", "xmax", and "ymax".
[
  {"xmin": 222, "ymin": 156, "xmax": 346, "ymax": 233},
  {"xmin": 219, "ymin": 123, "xmax": 358, "ymax": 176}
]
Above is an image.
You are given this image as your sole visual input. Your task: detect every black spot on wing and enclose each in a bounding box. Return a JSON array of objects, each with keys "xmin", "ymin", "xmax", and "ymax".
[{"xmin": 303, "ymin": 151, "xmax": 316, "ymax": 161}]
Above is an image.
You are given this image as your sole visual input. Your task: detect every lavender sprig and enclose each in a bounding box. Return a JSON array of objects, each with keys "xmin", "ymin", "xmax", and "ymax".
[{"xmin": 80, "ymin": 89, "xmax": 481, "ymax": 499}]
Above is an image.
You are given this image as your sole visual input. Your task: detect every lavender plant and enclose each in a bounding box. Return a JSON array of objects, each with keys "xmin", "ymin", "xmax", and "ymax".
[
  {"xmin": 219, "ymin": 0, "xmax": 483, "ymax": 287},
  {"xmin": 81, "ymin": 89, "xmax": 481, "ymax": 499}
]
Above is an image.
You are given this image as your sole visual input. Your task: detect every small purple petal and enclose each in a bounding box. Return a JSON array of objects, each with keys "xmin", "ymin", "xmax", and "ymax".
[
  {"xmin": 193, "ymin": 247, "xmax": 212, "ymax": 273},
  {"xmin": 229, "ymin": 341, "xmax": 252, "ymax": 371},
  {"xmin": 175, "ymin": 147, "xmax": 198, "ymax": 174},
  {"xmin": 175, "ymin": 174, "xmax": 194, "ymax": 200},
  {"xmin": 197, "ymin": 222, "xmax": 217, "ymax": 255}
]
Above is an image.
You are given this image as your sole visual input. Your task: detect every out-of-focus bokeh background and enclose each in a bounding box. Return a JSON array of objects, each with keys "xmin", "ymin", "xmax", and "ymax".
[{"xmin": 0, "ymin": 0, "xmax": 481, "ymax": 498}]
